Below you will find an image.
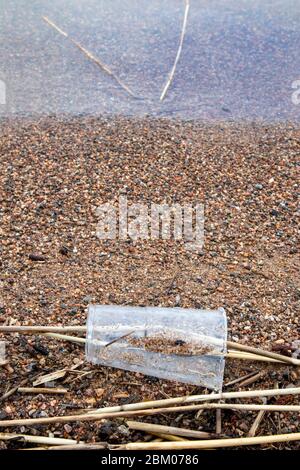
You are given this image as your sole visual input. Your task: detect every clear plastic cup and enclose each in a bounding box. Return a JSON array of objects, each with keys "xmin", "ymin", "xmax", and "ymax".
[{"xmin": 86, "ymin": 305, "xmax": 227, "ymax": 391}]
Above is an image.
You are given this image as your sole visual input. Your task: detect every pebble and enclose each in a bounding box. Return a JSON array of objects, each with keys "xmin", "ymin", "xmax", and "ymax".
[
  {"xmin": 95, "ymin": 388, "xmax": 105, "ymax": 398},
  {"xmin": 64, "ymin": 424, "xmax": 72, "ymax": 433},
  {"xmin": 0, "ymin": 410, "xmax": 8, "ymax": 419},
  {"xmin": 117, "ymin": 425, "xmax": 130, "ymax": 436}
]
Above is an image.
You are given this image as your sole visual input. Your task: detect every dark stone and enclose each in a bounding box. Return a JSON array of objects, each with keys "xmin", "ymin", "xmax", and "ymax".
[
  {"xmin": 33, "ymin": 342, "xmax": 49, "ymax": 356},
  {"xmin": 28, "ymin": 253, "xmax": 46, "ymax": 262},
  {"xmin": 99, "ymin": 421, "xmax": 118, "ymax": 438},
  {"xmin": 174, "ymin": 339, "xmax": 186, "ymax": 346},
  {"xmin": 270, "ymin": 209, "xmax": 280, "ymax": 217},
  {"xmin": 0, "ymin": 410, "xmax": 8, "ymax": 420},
  {"xmin": 59, "ymin": 245, "xmax": 71, "ymax": 256},
  {"xmin": 69, "ymin": 307, "xmax": 78, "ymax": 315}
]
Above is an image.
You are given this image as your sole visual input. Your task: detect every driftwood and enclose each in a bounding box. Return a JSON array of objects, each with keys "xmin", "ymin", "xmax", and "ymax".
[
  {"xmin": 43, "ymin": 335, "xmax": 283, "ymax": 363},
  {"xmin": 248, "ymin": 410, "xmax": 266, "ymax": 437}
]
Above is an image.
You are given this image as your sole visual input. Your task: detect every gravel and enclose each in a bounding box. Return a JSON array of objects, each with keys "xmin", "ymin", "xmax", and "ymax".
[{"xmin": 0, "ymin": 115, "xmax": 299, "ymax": 449}]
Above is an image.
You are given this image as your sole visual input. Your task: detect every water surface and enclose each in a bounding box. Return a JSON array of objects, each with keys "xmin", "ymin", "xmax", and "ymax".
[{"xmin": 1, "ymin": 0, "xmax": 300, "ymax": 121}]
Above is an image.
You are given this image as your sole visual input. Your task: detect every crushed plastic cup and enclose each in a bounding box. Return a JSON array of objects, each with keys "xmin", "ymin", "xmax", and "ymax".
[{"xmin": 86, "ymin": 305, "xmax": 227, "ymax": 391}]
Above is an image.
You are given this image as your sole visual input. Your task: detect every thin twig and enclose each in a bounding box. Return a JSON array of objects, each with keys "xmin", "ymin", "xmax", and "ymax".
[
  {"xmin": 165, "ymin": 271, "xmax": 179, "ymax": 295},
  {"xmin": 224, "ymin": 370, "xmax": 259, "ymax": 387},
  {"xmin": 42, "ymin": 16, "xmax": 140, "ymax": 99},
  {"xmin": 160, "ymin": 0, "xmax": 190, "ymax": 101},
  {"xmin": 104, "ymin": 330, "xmax": 135, "ymax": 348},
  {"xmin": 0, "ymin": 378, "xmax": 28, "ymax": 402}
]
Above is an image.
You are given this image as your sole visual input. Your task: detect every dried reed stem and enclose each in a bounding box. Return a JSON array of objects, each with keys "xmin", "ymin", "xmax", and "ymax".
[
  {"xmin": 0, "ymin": 326, "xmax": 86, "ymax": 333},
  {"xmin": 91, "ymin": 387, "xmax": 300, "ymax": 415},
  {"xmin": 160, "ymin": 0, "xmax": 190, "ymax": 101},
  {"xmin": 17, "ymin": 387, "xmax": 67, "ymax": 395},
  {"xmin": 2, "ymin": 393, "xmax": 300, "ymax": 428},
  {"xmin": 0, "ymin": 432, "xmax": 82, "ymax": 446},
  {"xmin": 227, "ymin": 340, "xmax": 300, "ymax": 366},
  {"xmin": 42, "ymin": 16, "xmax": 139, "ymax": 99},
  {"xmin": 126, "ymin": 420, "xmax": 213, "ymax": 439},
  {"xmin": 115, "ymin": 432, "xmax": 300, "ymax": 450}
]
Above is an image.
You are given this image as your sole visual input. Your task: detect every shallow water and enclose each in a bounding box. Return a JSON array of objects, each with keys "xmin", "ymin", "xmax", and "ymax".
[{"xmin": 1, "ymin": 0, "xmax": 300, "ymax": 121}]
